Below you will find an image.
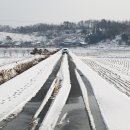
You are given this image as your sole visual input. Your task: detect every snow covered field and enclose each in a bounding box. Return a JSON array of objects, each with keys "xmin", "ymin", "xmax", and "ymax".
[
  {"xmin": 71, "ymin": 48, "xmax": 130, "ymax": 96},
  {"xmin": 0, "ymin": 48, "xmax": 57, "ymax": 67},
  {"xmin": 0, "ymin": 48, "xmax": 33, "ymax": 67},
  {"xmin": 1, "ymin": 47, "xmax": 130, "ymax": 130},
  {"xmin": 70, "ymin": 48, "xmax": 130, "ymax": 130}
]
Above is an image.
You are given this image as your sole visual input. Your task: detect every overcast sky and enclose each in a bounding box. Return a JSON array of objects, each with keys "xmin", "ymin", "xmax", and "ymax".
[{"xmin": 0, "ymin": 0, "xmax": 130, "ymax": 26}]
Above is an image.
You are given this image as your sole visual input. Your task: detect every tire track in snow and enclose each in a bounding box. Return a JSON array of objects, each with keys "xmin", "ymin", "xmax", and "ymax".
[{"xmin": 0, "ymin": 57, "xmax": 62, "ymax": 130}]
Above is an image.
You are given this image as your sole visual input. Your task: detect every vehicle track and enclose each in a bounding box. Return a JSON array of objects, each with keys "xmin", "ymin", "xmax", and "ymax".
[
  {"xmin": 0, "ymin": 57, "xmax": 62, "ymax": 130},
  {"xmin": 54, "ymin": 56, "xmax": 92, "ymax": 130}
]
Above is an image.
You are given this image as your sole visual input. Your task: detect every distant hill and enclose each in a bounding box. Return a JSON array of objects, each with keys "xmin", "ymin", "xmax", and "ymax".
[{"xmin": 0, "ymin": 19, "xmax": 130, "ymax": 47}]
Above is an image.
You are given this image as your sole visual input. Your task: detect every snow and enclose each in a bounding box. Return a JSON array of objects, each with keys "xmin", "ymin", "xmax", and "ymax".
[
  {"xmin": 0, "ymin": 32, "xmax": 39, "ymax": 43},
  {"xmin": 70, "ymin": 52, "xmax": 130, "ymax": 130},
  {"xmin": 33, "ymin": 78, "xmax": 58, "ymax": 119},
  {"xmin": 0, "ymin": 48, "xmax": 33, "ymax": 67},
  {"xmin": 0, "ymin": 57, "xmax": 26, "ymax": 67},
  {"xmin": 0, "ymin": 55, "xmax": 44, "ymax": 71},
  {"xmin": 75, "ymin": 70, "xmax": 96, "ymax": 130},
  {"xmin": 82, "ymin": 35, "xmax": 129, "ymax": 49},
  {"xmin": 39, "ymin": 54, "xmax": 71, "ymax": 130},
  {"xmin": 0, "ymin": 51, "xmax": 62, "ymax": 122},
  {"xmin": 72, "ymin": 48, "xmax": 130, "ymax": 96},
  {"xmin": 70, "ymin": 47, "xmax": 130, "ymax": 58},
  {"xmin": 82, "ymin": 57, "xmax": 130, "ymax": 80}
]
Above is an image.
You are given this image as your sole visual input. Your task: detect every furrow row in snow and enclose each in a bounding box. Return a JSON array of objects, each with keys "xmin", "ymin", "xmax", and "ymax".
[{"xmin": 82, "ymin": 58, "xmax": 130, "ymax": 96}]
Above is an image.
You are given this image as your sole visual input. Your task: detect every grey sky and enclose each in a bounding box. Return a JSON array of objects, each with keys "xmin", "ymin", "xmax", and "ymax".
[{"xmin": 0, "ymin": 0, "xmax": 130, "ymax": 26}]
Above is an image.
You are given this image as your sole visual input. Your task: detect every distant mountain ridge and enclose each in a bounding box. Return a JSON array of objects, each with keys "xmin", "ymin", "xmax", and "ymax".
[{"xmin": 0, "ymin": 20, "xmax": 130, "ymax": 47}]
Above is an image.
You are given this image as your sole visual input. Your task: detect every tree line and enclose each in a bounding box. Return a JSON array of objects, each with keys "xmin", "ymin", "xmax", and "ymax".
[
  {"xmin": 1, "ymin": 19, "xmax": 130, "ymax": 44},
  {"xmin": 85, "ymin": 20, "xmax": 130, "ymax": 44}
]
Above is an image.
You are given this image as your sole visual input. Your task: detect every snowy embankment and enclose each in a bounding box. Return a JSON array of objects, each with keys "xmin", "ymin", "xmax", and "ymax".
[
  {"xmin": 39, "ymin": 54, "xmax": 71, "ymax": 130},
  {"xmin": 0, "ymin": 55, "xmax": 48, "ymax": 84},
  {"xmin": 70, "ymin": 52, "xmax": 130, "ymax": 130},
  {"xmin": 0, "ymin": 55, "xmax": 42, "ymax": 70},
  {"xmin": 0, "ymin": 57, "xmax": 29, "ymax": 67},
  {"xmin": 0, "ymin": 51, "xmax": 61, "ymax": 122}
]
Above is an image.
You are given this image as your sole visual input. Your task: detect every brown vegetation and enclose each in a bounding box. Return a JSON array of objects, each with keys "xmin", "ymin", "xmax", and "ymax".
[
  {"xmin": 0, "ymin": 49, "xmax": 59, "ymax": 85},
  {"xmin": 0, "ymin": 56, "xmax": 47, "ymax": 85}
]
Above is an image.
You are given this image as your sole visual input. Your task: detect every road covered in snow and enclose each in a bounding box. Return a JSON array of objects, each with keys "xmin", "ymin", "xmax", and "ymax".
[
  {"xmin": 0, "ymin": 48, "xmax": 130, "ymax": 130},
  {"xmin": 0, "ymin": 51, "xmax": 61, "ymax": 123}
]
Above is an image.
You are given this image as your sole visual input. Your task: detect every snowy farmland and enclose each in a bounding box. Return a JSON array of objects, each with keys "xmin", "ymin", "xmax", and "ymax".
[
  {"xmin": 1, "ymin": 48, "xmax": 130, "ymax": 130},
  {"xmin": 0, "ymin": 48, "xmax": 60, "ymax": 86},
  {"xmin": 0, "ymin": 48, "xmax": 57, "ymax": 67},
  {"xmin": 70, "ymin": 48, "xmax": 130, "ymax": 130},
  {"xmin": 0, "ymin": 48, "xmax": 33, "ymax": 66},
  {"xmin": 71, "ymin": 48, "xmax": 130, "ymax": 96}
]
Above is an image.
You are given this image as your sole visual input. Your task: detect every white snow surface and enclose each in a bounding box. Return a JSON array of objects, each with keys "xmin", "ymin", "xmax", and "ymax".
[
  {"xmin": 0, "ymin": 32, "xmax": 38, "ymax": 42},
  {"xmin": 0, "ymin": 57, "xmax": 27, "ymax": 67},
  {"xmin": 34, "ymin": 78, "xmax": 57, "ymax": 119},
  {"xmin": 0, "ymin": 48, "xmax": 33, "ymax": 67},
  {"xmin": 0, "ymin": 51, "xmax": 61, "ymax": 122},
  {"xmin": 0, "ymin": 55, "xmax": 45, "ymax": 71},
  {"xmin": 70, "ymin": 52, "xmax": 130, "ymax": 130},
  {"xmin": 75, "ymin": 70, "xmax": 96, "ymax": 130}
]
